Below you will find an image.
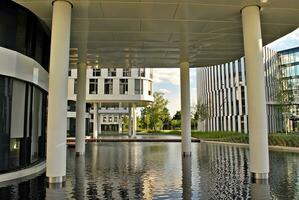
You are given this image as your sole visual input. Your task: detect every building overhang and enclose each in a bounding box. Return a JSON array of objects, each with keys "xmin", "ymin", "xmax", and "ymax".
[{"xmin": 14, "ymin": 0, "xmax": 299, "ymax": 68}]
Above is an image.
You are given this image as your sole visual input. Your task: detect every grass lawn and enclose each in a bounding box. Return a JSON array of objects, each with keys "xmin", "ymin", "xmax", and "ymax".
[{"xmin": 137, "ymin": 130, "xmax": 299, "ymax": 148}]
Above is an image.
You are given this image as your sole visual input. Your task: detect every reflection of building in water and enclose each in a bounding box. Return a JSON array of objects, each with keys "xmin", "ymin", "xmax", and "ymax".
[
  {"xmin": 269, "ymin": 151, "xmax": 299, "ymax": 199},
  {"xmin": 196, "ymin": 144, "xmax": 251, "ymax": 199},
  {"xmin": 67, "ymin": 68, "xmax": 154, "ymax": 136},
  {"xmin": 197, "ymin": 46, "xmax": 299, "ymax": 133}
]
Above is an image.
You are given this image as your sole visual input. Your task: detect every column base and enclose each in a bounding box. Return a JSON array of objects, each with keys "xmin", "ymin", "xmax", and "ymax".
[
  {"xmin": 76, "ymin": 152, "xmax": 85, "ymax": 156},
  {"xmin": 251, "ymin": 172, "xmax": 268, "ymax": 180},
  {"xmin": 182, "ymin": 152, "xmax": 191, "ymax": 157},
  {"xmin": 46, "ymin": 176, "xmax": 66, "ymax": 184}
]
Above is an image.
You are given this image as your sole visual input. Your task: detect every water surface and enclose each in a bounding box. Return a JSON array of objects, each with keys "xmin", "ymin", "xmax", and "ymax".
[{"xmin": 0, "ymin": 141, "xmax": 298, "ymax": 199}]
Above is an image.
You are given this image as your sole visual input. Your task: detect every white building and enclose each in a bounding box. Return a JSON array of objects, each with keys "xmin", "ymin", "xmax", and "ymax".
[
  {"xmin": 67, "ymin": 67, "xmax": 154, "ymax": 137},
  {"xmin": 197, "ymin": 47, "xmax": 282, "ymax": 133}
]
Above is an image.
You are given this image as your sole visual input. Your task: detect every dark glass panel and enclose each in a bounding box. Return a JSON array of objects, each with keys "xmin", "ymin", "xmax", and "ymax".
[
  {"xmin": 0, "ymin": 1, "xmax": 50, "ymax": 71},
  {"xmin": 0, "ymin": 76, "xmax": 12, "ymax": 172}
]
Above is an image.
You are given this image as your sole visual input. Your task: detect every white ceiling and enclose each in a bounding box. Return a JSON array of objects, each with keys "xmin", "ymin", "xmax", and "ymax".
[{"xmin": 14, "ymin": 0, "xmax": 299, "ymax": 68}]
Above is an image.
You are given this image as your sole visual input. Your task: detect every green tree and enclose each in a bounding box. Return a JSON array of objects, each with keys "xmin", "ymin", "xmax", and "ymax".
[
  {"xmin": 193, "ymin": 102, "xmax": 210, "ymax": 130},
  {"xmin": 274, "ymin": 66, "xmax": 295, "ymax": 133},
  {"xmin": 141, "ymin": 92, "xmax": 171, "ymax": 131},
  {"xmin": 172, "ymin": 111, "xmax": 181, "ymax": 120}
]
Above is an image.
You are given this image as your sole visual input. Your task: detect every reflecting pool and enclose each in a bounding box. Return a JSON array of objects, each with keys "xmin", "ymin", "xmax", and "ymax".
[{"xmin": 0, "ymin": 142, "xmax": 299, "ymax": 199}]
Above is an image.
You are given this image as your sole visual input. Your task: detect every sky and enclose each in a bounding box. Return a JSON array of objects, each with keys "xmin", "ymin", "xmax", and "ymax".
[{"xmin": 153, "ymin": 28, "xmax": 299, "ymax": 117}]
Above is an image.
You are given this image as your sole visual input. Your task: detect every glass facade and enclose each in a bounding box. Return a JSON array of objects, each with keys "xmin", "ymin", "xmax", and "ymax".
[
  {"xmin": 0, "ymin": 75, "xmax": 47, "ymax": 173},
  {"xmin": 0, "ymin": 1, "xmax": 50, "ymax": 72},
  {"xmin": 278, "ymin": 47, "xmax": 299, "ymax": 131},
  {"xmin": 0, "ymin": 1, "xmax": 50, "ymax": 174}
]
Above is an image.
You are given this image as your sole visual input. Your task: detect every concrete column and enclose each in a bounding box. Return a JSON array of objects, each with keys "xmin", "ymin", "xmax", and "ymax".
[
  {"xmin": 242, "ymin": 5, "xmax": 269, "ymax": 180},
  {"xmin": 180, "ymin": 61, "xmax": 192, "ymax": 156},
  {"xmin": 46, "ymin": 0, "xmax": 72, "ymax": 184},
  {"xmin": 75, "ymin": 63, "xmax": 86, "ymax": 156},
  {"xmin": 132, "ymin": 105, "xmax": 137, "ymax": 138},
  {"xmin": 119, "ymin": 114, "xmax": 123, "ymax": 133},
  {"xmin": 128, "ymin": 107, "xmax": 132, "ymax": 137},
  {"xmin": 98, "ymin": 113, "xmax": 101, "ymax": 134},
  {"xmin": 93, "ymin": 103, "xmax": 98, "ymax": 138}
]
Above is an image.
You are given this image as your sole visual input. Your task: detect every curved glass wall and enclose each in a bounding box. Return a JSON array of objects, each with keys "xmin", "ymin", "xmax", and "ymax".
[
  {"xmin": 0, "ymin": 75, "xmax": 47, "ymax": 173},
  {"xmin": 0, "ymin": 1, "xmax": 50, "ymax": 71},
  {"xmin": 0, "ymin": 0, "xmax": 49, "ymax": 174}
]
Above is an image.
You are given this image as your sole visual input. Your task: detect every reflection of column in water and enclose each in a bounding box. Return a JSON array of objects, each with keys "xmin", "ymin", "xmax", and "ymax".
[
  {"xmin": 46, "ymin": 186, "xmax": 65, "ymax": 200},
  {"xmin": 75, "ymin": 156, "xmax": 86, "ymax": 200},
  {"xmin": 182, "ymin": 156, "xmax": 192, "ymax": 200},
  {"xmin": 251, "ymin": 181, "xmax": 271, "ymax": 199}
]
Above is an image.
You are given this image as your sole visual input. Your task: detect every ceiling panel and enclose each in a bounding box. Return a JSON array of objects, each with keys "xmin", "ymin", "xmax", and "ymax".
[{"xmin": 13, "ymin": 0, "xmax": 299, "ymax": 68}]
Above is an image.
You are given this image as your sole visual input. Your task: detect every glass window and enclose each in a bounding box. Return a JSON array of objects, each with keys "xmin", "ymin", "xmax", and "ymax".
[
  {"xmin": 93, "ymin": 69, "xmax": 101, "ymax": 77},
  {"xmin": 74, "ymin": 79, "xmax": 77, "ymax": 94},
  {"xmin": 108, "ymin": 68, "xmax": 117, "ymax": 76},
  {"xmin": 109, "ymin": 117, "xmax": 113, "ymax": 122},
  {"xmin": 0, "ymin": 76, "xmax": 12, "ymax": 171},
  {"xmin": 89, "ymin": 79, "xmax": 98, "ymax": 94},
  {"xmin": 148, "ymin": 80, "xmax": 152, "ymax": 95},
  {"xmin": 103, "ymin": 116, "xmax": 107, "ymax": 122},
  {"xmin": 114, "ymin": 117, "xmax": 118, "ymax": 122},
  {"xmin": 68, "ymin": 69, "xmax": 72, "ymax": 77},
  {"xmin": 104, "ymin": 79, "xmax": 113, "ymax": 94},
  {"xmin": 119, "ymin": 79, "xmax": 128, "ymax": 94},
  {"xmin": 135, "ymin": 79, "xmax": 143, "ymax": 95},
  {"xmin": 138, "ymin": 68, "xmax": 145, "ymax": 77},
  {"xmin": 150, "ymin": 69, "xmax": 153, "ymax": 79},
  {"xmin": 123, "ymin": 68, "xmax": 131, "ymax": 77}
]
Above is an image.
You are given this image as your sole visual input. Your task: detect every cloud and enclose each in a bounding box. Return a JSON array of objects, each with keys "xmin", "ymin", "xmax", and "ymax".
[
  {"xmin": 267, "ymin": 28, "xmax": 299, "ymax": 51},
  {"xmin": 158, "ymin": 88, "xmax": 171, "ymax": 94},
  {"xmin": 153, "ymin": 68, "xmax": 180, "ymax": 85}
]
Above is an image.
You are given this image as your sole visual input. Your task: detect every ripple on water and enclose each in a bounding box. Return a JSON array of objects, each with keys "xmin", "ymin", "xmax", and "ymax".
[{"xmin": 0, "ymin": 142, "xmax": 298, "ymax": 200}]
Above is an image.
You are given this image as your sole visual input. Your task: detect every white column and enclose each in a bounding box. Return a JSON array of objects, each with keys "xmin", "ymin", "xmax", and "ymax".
[
  {"xmin": 46, "ymin": 0, "xmax": 72, "ymax": 184},
  {"xmin": 119, "ymin": 114, "xmax": 123, "ymax": 133},
  {"xmin": 132, "ymin": 105, "xmax": 137, "ymax": 138},
  {"xmin": 242, "ymin": 5, "xmax": 269, "ymax": 180},
  {"xmin": 93, "ymin": 103, "xmax": 98, "ymax": 138},
  {"xmin": 180, "ymin": 61, "xmax": 191, "ymax": 156},
  {"xmin": 98, "ymin": 113, "xmax": 101, "ymax": 134},
  {"xmin": 75, "ymin": 63, "xmax": 86, "ymax": 156},
  {"xmin": 128, "ymin": 107, "xmax": 132, "ymax": 137}
]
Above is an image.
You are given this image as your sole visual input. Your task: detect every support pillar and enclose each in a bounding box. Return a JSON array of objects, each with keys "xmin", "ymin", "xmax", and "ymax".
[
  {"xmin": 119, "ymin": 114, "xmax": 123, "ymax": 134},
  {"xmin": 46, "ymin": 0, "xmax": 72, "ymax": 184},
  {"xmin": 128, "ymin": 107, "xmax": 132, "ymax": 137},
  {"xmin": 132, "ymin": 105, "xmax": 137, "ymax": 138},
  {"xmin": 180, "ymin": 61, "xmax": 191, "ymax": 156},
  {"xmin": 98, "ymin": 113, "xmax": 101, "ymax": 135},
  {"xmin": 242, "ymin": 5, "xmax": 269, "ymax": 180},
  {"xmin": 93, "ymin": 103, "xmax": 98, "ymax": 139},
  {"xmin": 75, "ymin": 63, "xmax": 86, "ymax": 156}
]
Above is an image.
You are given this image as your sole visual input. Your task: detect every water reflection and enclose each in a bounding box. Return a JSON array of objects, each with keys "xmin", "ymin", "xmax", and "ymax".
[
  {"xmin": 46, "ymin": 186, "xmax": 65, "ymax": 200},
  {"xmin": 0, "ymin": 142, "xmax": 298, "ymax": 199},
  {"xmin": 74, "ymin": 156, "xmax": 85, "ymax": 199},
  {"xmin": 251, "ymin": 182, "xmax": 271, "ymax": 200},
  {"xmin": 182, "ymin": 156, "xmax": 192, "ymax": 200}
]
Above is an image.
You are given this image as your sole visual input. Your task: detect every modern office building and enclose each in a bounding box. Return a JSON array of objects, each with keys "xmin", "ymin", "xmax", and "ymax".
[
  {"xmin": 278, "ymin": 47, "xmax": 299, "ymax": 131},
  {"xmin": 67, "ymin": 68, "xmax": 154, "ymax": 136},
  {"xmin": 197, "ymin": 47, "xmax": 299, "ymax": 133},
  {"xmin": 0, "ymin": 1, "xmax": 49, "ymax": 174}
]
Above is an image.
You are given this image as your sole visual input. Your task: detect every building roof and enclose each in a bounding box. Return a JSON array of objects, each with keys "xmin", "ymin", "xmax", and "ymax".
[{"xmin": 14, "ymin": 0, "xmax": 299, "ymax": 68}]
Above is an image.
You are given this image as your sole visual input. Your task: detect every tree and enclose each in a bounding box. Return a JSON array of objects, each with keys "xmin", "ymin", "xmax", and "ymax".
[
  {"xmin": 193, "ymin": 102, "xmax": 210, "ymax": 130},
  {"xmin": 172, "ymin": 111, "xmax": 181, "ymax": 120},
  {"xmin": 274, "ymin": 65, "xmax": 295, "ymax": 133},
  {"xmin": 141, "ymin": 92, "xmax": 171, "ymax": 131}
]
